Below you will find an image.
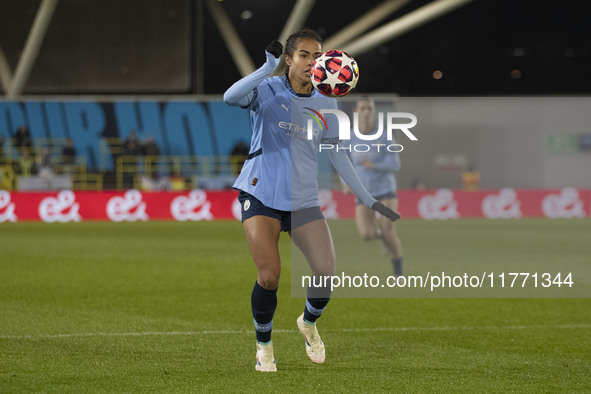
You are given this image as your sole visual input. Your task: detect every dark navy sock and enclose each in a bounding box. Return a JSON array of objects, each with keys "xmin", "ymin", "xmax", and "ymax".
[
  {"xmin": 392, "ymin": 257, "xmax": 403, "ymax": 276},
  {"xmin": 251, "ymin": 281, "xmax": 277, "ymax": 344},
  {"xmin": 304, "ymin": 286, "xmax": 331, "ymax": 324}
]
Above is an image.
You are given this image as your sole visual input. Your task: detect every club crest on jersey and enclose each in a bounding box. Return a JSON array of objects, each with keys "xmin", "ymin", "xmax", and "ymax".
[{"xmin": 251, "ymin": 177, "xmax": 258, "ymax": 186}]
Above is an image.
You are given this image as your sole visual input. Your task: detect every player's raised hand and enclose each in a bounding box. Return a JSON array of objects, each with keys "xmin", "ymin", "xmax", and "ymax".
[
  {"xmin": 265, "ymin": 40, "xmax": 283, "ymax": 58},
  {"xmin": 371, "ymin": 202, "xmax": 401, "ymax": 222}
]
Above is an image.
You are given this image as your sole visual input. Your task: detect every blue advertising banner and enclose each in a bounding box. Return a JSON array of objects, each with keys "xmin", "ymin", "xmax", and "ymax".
[{"xmin": 0, "ymin": 100, "xmax": 252, "ymax": 170}]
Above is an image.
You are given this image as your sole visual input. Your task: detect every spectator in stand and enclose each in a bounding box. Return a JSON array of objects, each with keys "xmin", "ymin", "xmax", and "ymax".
[
  {"xmin": 140, "ymin": 172, "xmax": 171, "ymax": 191},
  {"xmin": 123, "ymin": 131, "xmax": 142, "ymax": 156},
  {"xmin": 411, "ymin": 177, "xmax": 427, "ymax": 191},
  {"xmin": 142, "ymin": 136, "xmax": 160, "ymax": 178},
  {"xmin": 14, "ymin": 125, "xmax": 33, "ymax": 155},
  {"xmin": 462, "ymin": 166, "xmax": 480, "ymax": 191},
  {"xmin": 62, "ymin": 138, "xmax": 76, "ymax": 164},
  {"xmin": 122, "ymin": 131, "xmax": 142, "ymax": 188},
  {"xmin": 142, "ymin": 136, "xmax": 160, "ymax": 157},
  {"xmin": 0, "ymin": 134, "xmax": 5, "ymax": 160},
  {"xmin": 61, "ymin": 138, "xmax": 77, "ymax": 174},
  {"xmin": 37, "ymin": 148, "xmax": 53, "ymax": 177},
  {"xmin": 18, "ymin": 150, "xmax": 35, "ymax": 176},
  {"xmin": 230, "ymin": 140, "xmax": 249, "ymax": 176},
  {"xmin": 169, "ymin": 172, "xmax": 186, "ymax": 190}
]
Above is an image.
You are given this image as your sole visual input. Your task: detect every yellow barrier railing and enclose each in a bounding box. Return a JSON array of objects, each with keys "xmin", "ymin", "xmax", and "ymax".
[
  {"xmin": 115, "ymin": 155, "xmax": 246, "ymax": 190},
  {"xmin": 0, "ymin": 154, "xmax": 97, "ymax": 190},
  {"xmin": 1, "ymin": 135, "xmax": 250, "ymax": 190},
  {"xmin": 72, "ymin": 173, "xmax": 103, "ymax": 191},
  {"xmin": 2, "ymin": 137, "xmax": 69, "ymax": 158},
  {"xmin": 1, "ymin": 137, "xmax": 17, "ymax": 159},
  {"xmin": 33, "ymin": 137, "xmax": 69, "ymax": 151}
]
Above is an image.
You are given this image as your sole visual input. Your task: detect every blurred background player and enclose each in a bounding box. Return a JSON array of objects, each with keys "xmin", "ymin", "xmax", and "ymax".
[
  {"xmin": 341, "ymin": 96, "xmax": 404, "ymax": 277},
  {"xmin": 224, "ymin": 30, "xmax": 400, "ymax": 372},
  {"xmin": 462, "ymin": 165, "xmax": 480, "ymax": 191}
]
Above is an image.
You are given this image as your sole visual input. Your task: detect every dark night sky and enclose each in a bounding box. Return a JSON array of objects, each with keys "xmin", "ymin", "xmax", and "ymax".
[
  {"xmin": 1, "ymin": 0, "xmax": 589, "ymax": 95},
  {"xmin": 205, "ymin": 0, "xmax": 591, "ymax": 95}
]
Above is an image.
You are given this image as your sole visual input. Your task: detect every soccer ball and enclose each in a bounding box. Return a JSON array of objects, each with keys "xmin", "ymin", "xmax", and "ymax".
[{"xmin": 311, "ymin": 50, "xmax": 359, "ymax": 97}]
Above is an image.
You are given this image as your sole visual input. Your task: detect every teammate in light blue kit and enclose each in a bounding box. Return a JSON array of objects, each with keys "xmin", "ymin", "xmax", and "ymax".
[
  {"xmin": 341, "ymin": 97, "xmax": 404, "ymax": 277},
  {"xmin": 224, "ymin": 29, "xmax": 400, "ymax": 372}
]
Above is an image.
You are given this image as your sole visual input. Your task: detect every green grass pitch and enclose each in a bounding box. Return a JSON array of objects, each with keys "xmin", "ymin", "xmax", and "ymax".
[{"xmin": 1, "ymin": 219, "xmax": 590, "ymax": 392}]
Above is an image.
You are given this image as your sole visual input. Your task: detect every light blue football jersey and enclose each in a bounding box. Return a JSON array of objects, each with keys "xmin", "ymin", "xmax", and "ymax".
[
  {"xmin": 233, "ymin": 75, "xmax": 339, "ymax": 211},
  {"xmin": 341, "ymin": 128, "xmax": 401, "ymax": 198}
]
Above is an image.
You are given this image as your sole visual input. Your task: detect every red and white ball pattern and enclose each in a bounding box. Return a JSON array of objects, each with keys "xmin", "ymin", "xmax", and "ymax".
[{"xmin": 311, "ymin": 50, "xmax": 359, "ymax": 97}]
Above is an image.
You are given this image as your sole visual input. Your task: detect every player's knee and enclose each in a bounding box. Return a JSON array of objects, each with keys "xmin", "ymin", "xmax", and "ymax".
[
  {"xmin": 360, "ymin": 229, "xmax": 377, "ymax": 241},
  {"xmin": 312, "ymin": 268, "xmax": 335, "ymax": 279},
  {"xmin": 319, "ymin": 261, "xmax": 337, "ymax": 277},
  {"xmin": 323, "ymin": 264, "xmax": 337, "ymax": 277},
  {"xmin": 381, "ymin": 223, "xmax": 396, "ymax": 238},
  {"xmin": 258, "ymin": 277, "xmax": 279, "ymax": 290},
  {"xmin": 258, "ymin": 271, "xmax": 280, "ymax": 290}
]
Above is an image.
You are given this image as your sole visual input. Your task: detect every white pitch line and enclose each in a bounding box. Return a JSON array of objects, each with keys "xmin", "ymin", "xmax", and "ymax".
[
  {"xmin": 1, "ymin": 324, "xmax": 589, "ymax": 340},
  {"xmin": 333, "ymin": 324, "xmax": 591, "ymax": 332}
]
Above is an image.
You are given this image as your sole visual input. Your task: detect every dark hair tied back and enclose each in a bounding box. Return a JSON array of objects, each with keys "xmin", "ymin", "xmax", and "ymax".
[{"xmin": 284, "ymin": 28, "xmax": 323, "ymax": 58}]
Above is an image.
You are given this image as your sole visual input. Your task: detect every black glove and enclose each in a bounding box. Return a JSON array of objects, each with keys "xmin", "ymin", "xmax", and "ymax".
[
  {"xmin": 265, "ymin": 40, "xmax": 283, "ymax": 58},
  {"xmin": 372, "ymin": 202, "xmax": 401, "ymax": 222}
]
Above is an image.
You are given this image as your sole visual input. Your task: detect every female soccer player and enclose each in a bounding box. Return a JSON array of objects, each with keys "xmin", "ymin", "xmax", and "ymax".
[
  {"xmin": 224, "ymin": 29, "xmax": 399, "ymax": 372},
  {"xmin": 341, "ymin": 97, "xmax": 404, "ymax": 277}
]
